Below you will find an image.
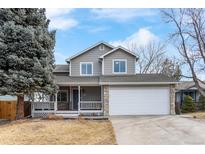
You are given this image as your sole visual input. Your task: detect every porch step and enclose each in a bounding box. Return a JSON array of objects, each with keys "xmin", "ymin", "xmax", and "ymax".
[
  {"xmin": 82, "ymin": 116, "xmax": 109, "ymax": 120},
  {"xmin": 54, "ymin": 114, "xmax": 108, "ymax": 120},
  {"xmin": 55, "ymin": 113, "xmax": 79, "ymax": 118}
]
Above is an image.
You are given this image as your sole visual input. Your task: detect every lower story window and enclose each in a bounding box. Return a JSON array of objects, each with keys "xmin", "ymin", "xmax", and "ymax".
[{"xmin": 57, "ymin": 91, "xmax": 67, "ymax": 102}]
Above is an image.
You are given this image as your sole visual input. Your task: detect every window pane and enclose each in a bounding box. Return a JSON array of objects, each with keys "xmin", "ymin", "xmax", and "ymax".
[
  {"xmin": 120, "ymin": 61, "xmax": 126, "ymax": 72},
  {"xmin": 87, "ymin": 64, "xmax": 92, "ymax": 74},
  {"xmin": 114, "ymin": 61, "xmax": 120, "ymax": 72},
  {"xmin": 81, "ymin": 64, "xmax": 86, "ymax": 74}
]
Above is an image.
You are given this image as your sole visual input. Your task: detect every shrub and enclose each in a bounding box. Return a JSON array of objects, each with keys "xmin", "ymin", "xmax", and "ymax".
[
  {"xmin": 181, "ymin": 95, "xmax": 196, "ymax": 113},
  {"xmin": 199, "ymin": 95, "xmax": 205, "ymax": 111}
]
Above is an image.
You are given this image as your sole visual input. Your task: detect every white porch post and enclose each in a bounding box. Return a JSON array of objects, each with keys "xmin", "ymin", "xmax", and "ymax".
[
  {"xmin": 78, "ymin": 85, "xmax": 80, "ymax": 113},
  {"xmin": 54, "ymin": 92, "xmax": 57, "ymax": 113},
  {"xmin": 101, "ymin": 85, "xmax": 103, "ymax": 111},
  {"xmin": 31, "ymin": 102, "xmax": 34, "ymax": 117},
  {"xmin": 70, "ymin": 86, "xmax": 72, "ymax": 110}
]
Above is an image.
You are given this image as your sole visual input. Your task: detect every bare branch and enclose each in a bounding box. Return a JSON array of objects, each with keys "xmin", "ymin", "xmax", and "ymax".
[{"xmin": 161, "ymin": 8, "xmax": 205, "ymax": 97}]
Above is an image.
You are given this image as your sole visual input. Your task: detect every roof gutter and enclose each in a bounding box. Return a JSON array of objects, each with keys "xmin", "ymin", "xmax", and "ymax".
[
  {"xmin": 99, "ymin": 82, "xmax": 179, "ymax": 85},
  {"xmin": 56, "ymin": 82, "xmax": 99, "ymax": 86}
]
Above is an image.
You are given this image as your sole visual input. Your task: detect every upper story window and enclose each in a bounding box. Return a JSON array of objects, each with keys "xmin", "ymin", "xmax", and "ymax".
[
  {"xmin": 113, "ymin": 59, "xmax": 127, "ymax": 74},
  {"xmin": 80, "ymin": 62, "xmax": 93, "ymax": 76}
]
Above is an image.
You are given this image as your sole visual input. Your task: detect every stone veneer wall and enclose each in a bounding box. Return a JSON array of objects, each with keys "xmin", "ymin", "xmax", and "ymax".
[
  {"xmin": 170, "ymin": 84, "xmax": 176, "ymax": 115},
  {"xmin": 103, "ymin": 85, "xmax": 109, "ymax": 116}
]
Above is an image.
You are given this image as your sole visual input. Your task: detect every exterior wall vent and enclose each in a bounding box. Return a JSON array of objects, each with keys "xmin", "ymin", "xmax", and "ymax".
[{"xmin": 99, "ymin": 44, "xmax": 104, "ymax": 51}]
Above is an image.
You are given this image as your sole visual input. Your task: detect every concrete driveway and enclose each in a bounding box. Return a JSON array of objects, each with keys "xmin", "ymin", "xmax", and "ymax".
[{"xmin": 110, "ymin": 115, "xmax": 205, "ymax": 144}]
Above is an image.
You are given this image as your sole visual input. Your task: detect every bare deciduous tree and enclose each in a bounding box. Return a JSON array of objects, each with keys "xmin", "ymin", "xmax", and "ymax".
[
  {"xmin": 161, "ymin": 8, "xmax": 205, "ymax": 97},
  {"xmin": 127, "ymin": 41, "xmax": 166, "ymax": 73}
]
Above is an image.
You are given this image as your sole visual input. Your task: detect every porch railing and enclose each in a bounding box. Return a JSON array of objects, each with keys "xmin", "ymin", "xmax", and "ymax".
[
  {"xmin": 80, "ymin": 101, "xmax": 102, "ymax": 110},
  {"xmin": 32, "ymin": 101, "xmax": 55, "ymax": 111}
]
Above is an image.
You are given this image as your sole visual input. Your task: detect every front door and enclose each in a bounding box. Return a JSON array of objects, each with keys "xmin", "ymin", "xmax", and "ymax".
[{"xmin": 72, "ymin": 89, "xmax": 78, "ymax": 110}]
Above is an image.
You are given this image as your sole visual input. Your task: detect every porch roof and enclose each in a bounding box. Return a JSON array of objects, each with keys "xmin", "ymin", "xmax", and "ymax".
[
  {"xmin": 176, "ymin": 81, "xmax": 205, "ymax": 90},
  {"xmin": 54, "ymin": 75, "xmax": 99, "ymax": 85},
  {"xmin": 54, "ymin": 74, "xmax": 177, "ymax": 85},
  {"xmin": 99, "ymin": 74, "xmax": 177, "ymax": 84}
]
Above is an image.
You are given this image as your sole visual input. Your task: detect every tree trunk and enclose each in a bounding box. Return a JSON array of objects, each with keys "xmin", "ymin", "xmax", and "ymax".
[{"xmin": 16, "ymin": 95, "xmax": 24, "ymax": 119}]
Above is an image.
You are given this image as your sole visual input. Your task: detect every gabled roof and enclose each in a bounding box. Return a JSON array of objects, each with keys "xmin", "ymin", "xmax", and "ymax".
[
  {"xmin": 99, "ymin": 46, "xmax": 137, "ymax": 59},
  {"xmin": 65, "ymin": 41, "xmax": 115, "ymax": 62}
]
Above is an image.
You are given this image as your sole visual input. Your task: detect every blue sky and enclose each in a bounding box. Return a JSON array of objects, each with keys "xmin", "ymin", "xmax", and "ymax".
[{"xmin": 46, "ymin": 8, "xmax": 178, "ymax": 64}]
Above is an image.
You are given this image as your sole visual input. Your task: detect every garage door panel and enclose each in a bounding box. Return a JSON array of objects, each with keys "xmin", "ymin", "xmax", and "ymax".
[{"xmin": 109, "ymin": 86, "xmax": 170, "ymax": 115}]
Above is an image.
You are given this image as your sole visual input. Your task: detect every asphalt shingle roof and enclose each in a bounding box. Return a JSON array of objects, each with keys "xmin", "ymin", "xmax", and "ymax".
[
  {"xmin": 54, "ymin": 74, "xmax": 177, "ymax": 85},
  {"xmin": 176, "ymin": 81, "xmax": 205, "ymax": 90},
  {"xmin": 100, "ymin": 74, "xmax": 177, "ymax": 83},
  {"xmin": 53, "ymin": 65, "xmax": 69, "ymax": 73},
  {"xmin": 54, "ymin": 75, "xmax": 99, "ymax": 85}
]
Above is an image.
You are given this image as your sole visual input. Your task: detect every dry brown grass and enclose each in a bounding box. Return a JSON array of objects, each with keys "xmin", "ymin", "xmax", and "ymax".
[
  {"xmin": 0, "ymin": 119, "xmax": 116, "ymax": 145},
  {"xmin": 188, "ymin": 111, "xmax": 205, "ymax": 119}
]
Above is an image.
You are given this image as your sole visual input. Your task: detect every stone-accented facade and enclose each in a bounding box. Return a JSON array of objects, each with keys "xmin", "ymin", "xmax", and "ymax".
[
  {"xmin": 103, "ymin": 85, "xmax": 109, "ymax": 116},
  {"xmin": 170, "ymin": 84, "xmax": 176, "ymax": 115},
  {"xmin": 30, "ymin": 42, "xmax": 177, "ymax": 118}
]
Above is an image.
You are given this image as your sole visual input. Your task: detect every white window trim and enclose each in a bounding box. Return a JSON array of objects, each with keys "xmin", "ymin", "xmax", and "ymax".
[
  {"xmin": 112, "ymin": 59, "xmax": 127, "ymax": 74},
  {"xmin": 102, "ymin": 60, "xmax": 104, "ymax": 75},
  {"xmin": 69, "ymin": 61, "xmax": 72, "ymax": 76},
  {"xmin": 80, "ymin": 62, "xmax": 93, "ymax": 76}
]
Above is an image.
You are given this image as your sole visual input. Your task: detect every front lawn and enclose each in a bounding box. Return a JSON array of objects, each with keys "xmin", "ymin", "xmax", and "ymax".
[
  {"xmin": 187, "ymin": 111, "xmax": 205, "ymax": 119},
  {"xmin": 0, "ymin": 119, "xmax": 116, "ymax": 145}
]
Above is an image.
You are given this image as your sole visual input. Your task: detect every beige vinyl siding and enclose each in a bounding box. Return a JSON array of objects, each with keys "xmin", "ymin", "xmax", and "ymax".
[
  {"xmin": 103, "ymin": 49, "xmax": 136, "ymax": 75},
  {"xmin": 70, "ymin": 45, "xmax": 112, "ymax": 76}
]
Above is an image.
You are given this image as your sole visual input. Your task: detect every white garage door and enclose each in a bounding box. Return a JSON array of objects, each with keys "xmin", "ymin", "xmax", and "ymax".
[{"xmin": 109, "ymin": 86, "xmax": 170, "ymax": 115}]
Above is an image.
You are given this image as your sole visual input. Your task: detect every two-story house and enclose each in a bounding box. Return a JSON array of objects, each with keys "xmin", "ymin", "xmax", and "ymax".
[{"xmin": 31, "ymin": 41, "xmax": 177, "ymax": 118}]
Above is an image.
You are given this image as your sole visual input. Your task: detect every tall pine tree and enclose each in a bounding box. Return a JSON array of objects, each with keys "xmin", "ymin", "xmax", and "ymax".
[{"xmin": 0, "ymin": 9, "xmax": 56, "ymax": 119}]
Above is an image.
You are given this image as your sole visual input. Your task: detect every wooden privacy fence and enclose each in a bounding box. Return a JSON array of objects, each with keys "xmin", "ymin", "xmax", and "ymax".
[{"xmin": 0, "ymin": 100, "xmax": 17, "ymax": 120}]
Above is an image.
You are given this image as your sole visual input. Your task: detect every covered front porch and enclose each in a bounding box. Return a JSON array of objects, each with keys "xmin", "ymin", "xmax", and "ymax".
[{"xmin": 32, "ymin": 85, "xmax": 104, "ymax": 117}]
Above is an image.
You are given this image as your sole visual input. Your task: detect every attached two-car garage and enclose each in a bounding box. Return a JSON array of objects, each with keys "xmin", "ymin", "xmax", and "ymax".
[{"xmin": 109, "ymin": 86, "xmax": 170, "ymax": 115}]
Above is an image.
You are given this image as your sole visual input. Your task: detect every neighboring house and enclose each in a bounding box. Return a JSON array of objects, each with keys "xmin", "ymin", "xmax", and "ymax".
[
  {"xmin": 175, "ymin": 81, "xmax": 205, "ymax": 107},
  {"xmin": 32, "ymin": 41, "xmax": 177, "ymax": 117}
]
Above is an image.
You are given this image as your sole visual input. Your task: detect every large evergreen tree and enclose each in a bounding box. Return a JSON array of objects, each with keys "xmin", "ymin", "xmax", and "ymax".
[{"xmin": 0, "ymin": 9, "xmax": 56, "ymax": 119}]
